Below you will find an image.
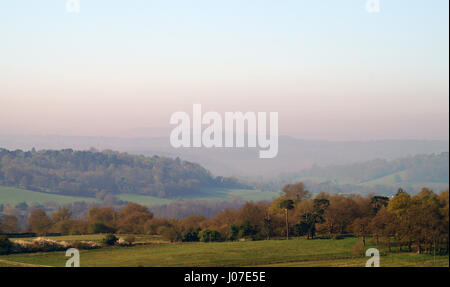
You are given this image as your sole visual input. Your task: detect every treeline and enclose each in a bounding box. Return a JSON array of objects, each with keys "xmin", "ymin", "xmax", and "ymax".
[
  {"xmin": 149, "ymin": 199, "xmax": 244, "ymax": 218},
  {"xmin": 295, "ymin": 153, "xmax": 449, "ymax": 184},
  {"xmin": 0, "ymin": 198, "xmax": 247, "ymax": 231},
  {"xmin": 0, "ymin": 148, "xmax": 247, "ymax": 198},
  {"xmin": 1, "ymin": 182, "xmax": 448, "ymax": 254},
  {"xmin": 250, "ymin": 153, "xmax": 449, "ymax": 195},
  {"xmin": 251, "ymin": 178, "xmax": 406, "ymax": 196}
]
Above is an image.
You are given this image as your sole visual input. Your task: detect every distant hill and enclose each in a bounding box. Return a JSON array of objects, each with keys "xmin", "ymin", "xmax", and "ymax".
[
  {"xmin": 296, "ymin": 152, "xmax": 449, "ymax": 184},
  {"xmin": 0, "ymin": 148, "xmax": 247, "ymax": 198},
  {"xmin": 263, "ymin": 152, "xmax": 449, "ymax": 196},
  {"xmin": 0, "ymin": 134, "xmax": 448, "ymax": 177}
]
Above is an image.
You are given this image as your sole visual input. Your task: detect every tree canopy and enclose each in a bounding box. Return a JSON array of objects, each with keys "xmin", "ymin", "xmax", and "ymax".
[{"xmin": 0, "ymin": 148, "xmax": 247, "ymax": 198}]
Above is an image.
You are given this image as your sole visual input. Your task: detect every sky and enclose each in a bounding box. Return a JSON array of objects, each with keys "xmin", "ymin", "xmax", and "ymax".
[{"xmin": 0, "ymin": 0, "xmax": 448, "ymax": 141}]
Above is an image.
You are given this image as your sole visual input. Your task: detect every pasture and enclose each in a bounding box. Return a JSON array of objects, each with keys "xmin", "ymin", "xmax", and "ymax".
[
  {"xmin": 0, "ymin": 186, "xmax": 99, "ymax": 205},
  {"xmin": 0, "ymin": 185, "xmax": 276, "ymax": 207},
  {"xmin": 0, "ymin": 236, "xmax": 448, "ymax": 267}
]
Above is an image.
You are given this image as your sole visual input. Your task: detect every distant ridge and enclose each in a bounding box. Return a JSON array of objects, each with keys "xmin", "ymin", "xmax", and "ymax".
[
  {"xmin": 0, "ymin": 134, "xmax": 448, "ymax": 177},
  {"xmin": 0, "ymin": 147, "xmax": 247, "ymax": 198}
]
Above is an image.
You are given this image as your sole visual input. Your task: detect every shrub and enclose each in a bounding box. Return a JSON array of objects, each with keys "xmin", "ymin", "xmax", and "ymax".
[
  {"xmin": 144, "ymin": 218, "xmax": 170, "ymax": 235},
  {"xmin": 11, "ymin": 237, "xmax": 69, "ymax": 253},
  {"xmin": 89, "ymin": 222, "xmax": 115, "ymax": 234},
  {"xmin": 199, "ymin": 229, "xmax": 222, "ymax": 242},
  {"xmin": 0, "ymin": 235, "xmax": 102, "ymax": 254},
  {"xmin": 124, "ymin": 235, "xmax": 136, "ymax": 244},
  {"xmin": 71, "ymin": 240, "xmax": 101, "ymax": 250},
  {"xmin": 181, "ymin": 230, "xmax": 199, "ymax": 242},
  {"xmin": 0, "ymin": 235, "xmax": 12, "ymax": 255},
  {"xmin": 158, "ymin": 226, "xmax": 179, "ymax": 242},
  {"xmin": 102, "ymin": 234, "xmax": 118, "ymax": 246},
  {"xmin": 229, "ymin": 223, "xmax": 258, "ymax": 241}
]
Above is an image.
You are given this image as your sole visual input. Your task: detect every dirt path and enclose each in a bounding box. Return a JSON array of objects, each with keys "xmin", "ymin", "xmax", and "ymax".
[{"xmin": 0, "ymin": 258, "xmax": 51, "ymax": 267}]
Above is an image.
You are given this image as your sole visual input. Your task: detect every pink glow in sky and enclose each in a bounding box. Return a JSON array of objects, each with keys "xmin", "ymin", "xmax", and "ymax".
[{"xmin": 0, "ymin": 1, "xmax": 448, "ymax": 140}]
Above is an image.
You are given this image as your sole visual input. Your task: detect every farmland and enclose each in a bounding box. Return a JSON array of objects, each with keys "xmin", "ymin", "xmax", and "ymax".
[
  {"xmin": 0, "ymin": 236, "xmax": 448, "ymax": 267},
  {"xmin": 0, "ymin": 186, "xmax": 100, "ymax": 206},
  {"xmin": 0, "ymin": 185, "xmax": 276, "ymax": 208}
]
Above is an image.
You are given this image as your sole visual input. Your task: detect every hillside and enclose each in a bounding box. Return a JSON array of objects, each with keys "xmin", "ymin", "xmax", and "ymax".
[
  {"xmin": 1, "ymin": 135, "xmax": 448, "ymax": 177},
  {"xmin": 257, "ymin": 152, "xmax": 450, "ymax": 196},
  {"xmin": 0, "ymin": 148, "xmax": 247, "ymax": 198},
  {"xmin": 297, "ymin": 152, "xmax": 449, "ymax": 184}
]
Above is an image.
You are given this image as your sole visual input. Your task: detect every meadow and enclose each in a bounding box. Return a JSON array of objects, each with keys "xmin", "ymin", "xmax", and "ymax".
[
  {"xmin": 179, "ymin": 188, "xmax": 279, "ymax": 202},
  {"xmin": 0, "ymin": 185, "xmax": 276, "ymax": 207},
  {"xmin": 0, "ymin": 236, "xmax": 448, "ymax": 267},
  {"xmin": 0, "ymin": 186, "xmax": 100, "ymax": 206}
]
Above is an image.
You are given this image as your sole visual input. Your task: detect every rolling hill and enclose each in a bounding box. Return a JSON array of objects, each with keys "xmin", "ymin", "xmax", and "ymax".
[
  {"xmin": 0, "ymin": 147, "xmax": 248, "ymax": 199},
  {"xmin": 0, "ymin": 134, "xmax": 448, "ymax": 177}
]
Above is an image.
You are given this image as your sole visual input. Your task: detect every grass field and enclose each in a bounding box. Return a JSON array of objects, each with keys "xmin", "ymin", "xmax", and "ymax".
[
  {"xmin": 178, "ymin": 188, "xmax": 279, "ymax": 202},
  {"xmin": 0, "ymin": 236, "xmax": 448, "ymax": 267},
  {"xmin": 0, "ymin": 186, "xmax": 100, "ymax": 205},
  {"xmin": 0, "ymin": 185, "xmax": 276, "ymax": 207},
  {"xmin": 118, "ymin": 189, "xmax": 278, "ymax": 206}
]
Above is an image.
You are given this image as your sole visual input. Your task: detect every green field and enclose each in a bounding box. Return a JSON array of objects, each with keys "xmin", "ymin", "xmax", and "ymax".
[
  {"xmin": 0, "ymin": 237, "xmax": 447, "ymax": 267},
  {"xmin": 177, "ymin": 188, "xmax": 279, "ymax": 202},
  {"xmin": 0, "ymin": 186, "xmax": 99, "ymax": 205},
  {"xmin": 0, "ymin": 185, "xmax": 276, "ymax": 207},
  {"xmin": 291, "ymin": 176, "xmax": 448, "ymax": 195},
  {"xmin": 117, "ymin": 189, "xmax": 278, "ymax": 206}
]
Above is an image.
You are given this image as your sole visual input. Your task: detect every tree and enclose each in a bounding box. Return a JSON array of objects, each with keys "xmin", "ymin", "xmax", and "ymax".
[
  {"xmin": 68, "ymin": 220, "xmax": 89, "ymax": 235},
  {"xmin": 229, "ymin": 222, "xmax": 258, "ymax": 241},
  {"xmin": 52, "ymin": 207, "xmax": 72, "ymax": 223},
  {"xmin": 144, "ymin": 217, "xmax": 171, "ymax": 235},
  {"xmin": 298, "ymin": 212, "xmax": 319, "ymax": 239},
  {"xmin": 370, "ymin": 196, "xmax": 389, "ymax": 216},
  {"xmin": 388, "ymin": 191, "xmax": 411, "ymax": 215},
  {"xmin": 409, "ymin": 190, "xmax": 442, "ymax": 254},
  {"xmin": 88, "ymin": 207, "xmax": 117, "ymax": 230},
  {"xmin": 117, "ymin": 203, "xmax": 153, "ymax": 234},
  {"xmin": 438, "ymin": 190, "xmax": 449, "ymax": 254},
  {"xmin": 279, "ymin": 199, "xmax": 294, "ymax": 240},
  {"xmin": 207, "ymin": 209, "xmax": 240, "ymax": 239},
  {"xmin": 0, "ymin": 147, "xmax": 245, "ymax": 199},
  {"xmin": 352, "ymin": 217, "xmax": 370, "ymax": 247},
  {"xmin": 199, "ymin": 229, "xmax": 222, "ymax": 242},
  {"xmin": 178, "ymin": 215, "xmax": 205, "ymax": 242},
  {"xmin": 28, "ymin": 209, "xmax": 52, "ymax": 235},
  {"xmin": 0, "ymin": 236, "xmax": 12, "ymax": 255},
  {"xmin": 89, "ymin": 222, "xmax": 115, "ymax": 234},
  {"xmin": 0, "ymin": 215, "xmax": 19, "ymax": 233},
  {"xmin": 322, "ymin": 195, "xmax": 359, "ymax": 236},
  {"xmin": 313, "ymin": 198, "xmax": 330, "ymax": 216},
  {"xmin": 387, "ymin": 191, "xmax": 413, "ymax": 251},
  {"xmin": 262, "ymin": 210, "xmax": 274, "ymax": 240},
  {"xmin": 282, "ymin": 182, "xmax": 310, "ymax": 202},
  {"xmin": 369, "ymin": 206, "xmax": 396, "ymax": 250},
  {"xmin": 102, "ymin": 234, "xmax": 118, "ymax": 246},
  {"xmin": 51, "ymin": 207, "xmax": 74, "ymax": 235},
  {"xmin": 158, "ymin": 226, "xmax": 179, "ymax": 242}
]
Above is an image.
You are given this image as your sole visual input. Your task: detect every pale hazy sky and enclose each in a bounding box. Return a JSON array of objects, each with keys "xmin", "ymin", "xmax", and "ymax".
[{"xmin": 0, "ymin": 0, "xmax": 448, "ymax": 140}]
